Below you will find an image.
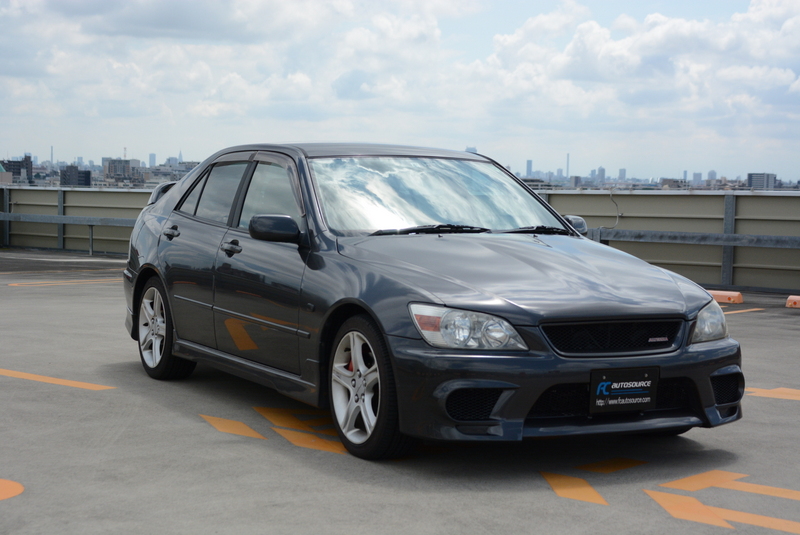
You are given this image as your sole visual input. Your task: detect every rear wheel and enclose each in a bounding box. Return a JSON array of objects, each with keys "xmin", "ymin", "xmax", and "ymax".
[
  {"xmin": 137, "ymin": 278, "xmax": 196, "ymax": 380},
  {"xmin": 329, "ymin": 315, "xmax": 414, "ymax": 460}
]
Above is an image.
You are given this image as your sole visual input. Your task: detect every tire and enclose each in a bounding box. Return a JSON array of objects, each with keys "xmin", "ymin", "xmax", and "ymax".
[
  {"xmin": 137, "ymin": 277, "xmax": 196, "ymax": 380},
  {"xmin": 329, "ymin": 315, "xmax": 415, "ymax": 460}
]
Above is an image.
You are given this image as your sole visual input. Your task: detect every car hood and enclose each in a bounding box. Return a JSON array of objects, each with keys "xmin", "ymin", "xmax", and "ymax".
[{"xmin": 337, "ymin": 233, "xmax": 711, "ymax": 325}]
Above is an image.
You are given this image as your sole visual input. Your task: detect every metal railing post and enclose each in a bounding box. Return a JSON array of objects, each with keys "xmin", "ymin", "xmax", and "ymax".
[
  {"xmin": 88, "ymin": 225, "xmax": 94, "ymax": 256},
  {"xmin": 721, "ymin": 194, "xmax": 736, "ymax": 286},
  {"xmin": 2, "ymin": 187, "xmax": 9, "ymax": 247},
  {"xmin": 58, "ymin": 189, "xmax": 65, "ymax": 250}
]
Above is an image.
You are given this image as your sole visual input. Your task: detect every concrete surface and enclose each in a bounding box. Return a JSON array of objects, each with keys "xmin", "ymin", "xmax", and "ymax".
[{"xmin": 1, "ymin": 248, "xmax": 798, "ymax": 534}]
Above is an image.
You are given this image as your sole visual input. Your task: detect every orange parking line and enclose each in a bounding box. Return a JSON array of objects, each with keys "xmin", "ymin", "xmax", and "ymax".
[
  {"xmin": 200, "ymin": 415, "xmax": 266, "ymax": 439},
  {"xmin": 746, "ymin": 387, "xmax": 800, "ymax": 401},
  {"xmin": 271, "ymin": 428, "xmax": 346, "ymax": 454},
  {"xmin": 0, "ymin": 368, "xmax": 115, "ymax": 390},
  {"xmin": 540, "ymin": 472, "xmax": 608, "ymax": 505},
  {"xmin": 0, "ymin": 479, "xmax": 25, "ymax": 501},
  {"xmin": 8, "ymin": 278, "xmax": 119, "ymax": 287},
  {"xmin": 0, "ymin": 268, "xmax": 120, "ymax": 276},
  {"xmin": 723, "ymin": 308, "xmax": 764, "ymax": 315}
]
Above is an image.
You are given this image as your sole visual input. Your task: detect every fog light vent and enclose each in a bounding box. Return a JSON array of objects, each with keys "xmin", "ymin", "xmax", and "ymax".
[
  {"xmin": 711, "ymin": 374, "xmax": 743, "ymax": 405},
  {"xmin": 446, "ymin": 388, "xmax": 503, "ymax": 421}
]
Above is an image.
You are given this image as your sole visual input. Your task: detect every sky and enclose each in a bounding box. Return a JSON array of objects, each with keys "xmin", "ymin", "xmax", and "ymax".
[{"xmin": 1, "ymin": 0, "xmax": 799, "ymax": 181}]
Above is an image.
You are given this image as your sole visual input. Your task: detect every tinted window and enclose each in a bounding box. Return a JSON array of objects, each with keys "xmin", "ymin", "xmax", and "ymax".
[
  {"xmin": 238, "ymin": 161, "xmax": 301, "ymax": 229},
  {"xmin": 177, "ymin": 173, "xmax": 207, "ymax": 215},
  {"xmin": 194, "ymin": 162, "xmax": 248, "ymax": 224}
]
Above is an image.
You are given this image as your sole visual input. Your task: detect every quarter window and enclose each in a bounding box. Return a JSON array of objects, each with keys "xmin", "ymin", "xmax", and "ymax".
[{"xmin": 177, "ymin": 174, "xmax": 207, "ymax": 215}]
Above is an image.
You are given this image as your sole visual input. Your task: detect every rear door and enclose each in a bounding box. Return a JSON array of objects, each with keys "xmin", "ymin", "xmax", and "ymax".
[
  {"xmin": 158, "ymin": 155, "xmax": 252, "ymax": 348},
  {"xmin": 213, "ymin": 152, "xmax": 307, "ymax": 374}
]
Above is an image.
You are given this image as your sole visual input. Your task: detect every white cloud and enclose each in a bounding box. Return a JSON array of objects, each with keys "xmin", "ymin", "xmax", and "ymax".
[{"xmin": 0, "ymin": 0, "xmax": 798, "ymax": 180}]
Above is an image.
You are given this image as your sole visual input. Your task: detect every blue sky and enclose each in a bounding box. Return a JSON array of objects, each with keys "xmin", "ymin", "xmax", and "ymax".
[{"xmin": 1, "ymin": 0, "xmax": 798, "ymax": 181}]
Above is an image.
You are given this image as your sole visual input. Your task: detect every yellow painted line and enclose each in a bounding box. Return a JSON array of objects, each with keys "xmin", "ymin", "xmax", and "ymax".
[
  {"xmin": 254, "ymin": 407, "xmax": 329, "ymax": 434},
  {"xmin": 200, "ymin": 415, "xmax": 266, "ymax": 439},
  {"xmin": 577, "ymin": 458, "xmax": 647, "ymax": 474},
  {"xmin": 0, "ymin": 368, "xmax": 115, "ymax": 390},
  {"xmin": 746, "ymin": 387, "xmax": 800, "ymax": 401},
  {"xmin": 709, "ymin": 290, "xmax": 743, "ymax": 304},
  {"xmin": 661, "ymin": 470, "xmax": 800, "ymax": 501},
  {"xmin": 723, "ymin": 308, "xmax": 764, "ymax": 315},
  {"xmin": 787, "ymin": 296, "xmax": 800, "ymax": 308},
  {"xmin": 8, "ymin": 278, "xmax": 119, "ymax": 287},
  {"xmin": 540, "ymin": 472, "xmax": 608, "ymax": 505},
  {"xmin": 645, "ymin": 490, "xmax": 732, "ymax": 528},
  {"xmin": 0, "ymin": 268, "xmax": 120, "ymax": 275},
  {"xmin": 0, "ymin": 479, "xmax": 25, "ymax": 501},
  {"xmin": 271, "ymin": 428, "xmax": 346, "ymax": 454},
  {"xmin": 646, "ymin": 490, "xmax": 800, "ymax": 533}
]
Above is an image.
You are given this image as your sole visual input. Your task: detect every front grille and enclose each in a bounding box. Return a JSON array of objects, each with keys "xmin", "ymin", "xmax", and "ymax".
[
  {"xmin": 527, "ymin": 378, "xmax": 700, "ymax": 420},
  {"xmin": 541, "ymin": 320, "xmax": 683, "ymax": 356},
  {"xmin": 711, "ymin": 374, "xmax": 743, "ymax": 405},
  {"xmin": 446, "ymin": 388, "xmax": 503, "ymax": 421},
  {"xmin": 528, "ymin": 383, "xmax": 589, "ymax": 418},
  {"xmin": 656, "ymin": 377, "xmax": 701, "ymax": 411}
]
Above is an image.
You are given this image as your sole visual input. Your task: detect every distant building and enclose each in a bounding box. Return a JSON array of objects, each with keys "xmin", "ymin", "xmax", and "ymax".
[
  {"xmin": 597, "ymin": 166, "xmax": 606, "ymax": 182},
  {"xmin": 618, "ymin": 168, "xmax": 626, "ymax": 180},
  {"xmin": 104, "ymin": 158, "xmax": 143, "ymax": 184},
  {"xmin": 661, "ymin": 178, "xmax": 688, "ymax": 189},
  {"xmin": 0, "ymin": 162, "xmax": 12, "ymax": 185},
  {"xmin": 556, "ymin": 168, "xmax": 564, "ymax": 179},
  {"xmin": 569, "ymin": 176, "xmax": 582, "ymax": 188},
  {"xmin": 526, "ymin": 160, "xmax": 532, "ymax": 177},
  {"xmin": 465, "ymin": 146, "xmax": 477, "ymax": 153},
  {"xmin": 590, "ymin": 169, "xmax": 597, "ymax": 180},
  {"xmin": 683, "ymin": 170, "xmax": 687, "ymax": 182},
  {"xmin": 60, "ymin": 165, "xmax": 91, "ymax": 186},
  {"xmin": 747, "ymin": 173, "xmax": 776, "ymax": 190},
  {"xmin": 692, "ymin": 172, "xmax": 702, "ymax": 186},
  {"xmin": 149, "ymin": 153, "xmax": 156, "ymax": 167},
  {"xmin": 708, "ymin": 170, "xmax": 717, "ymax": 182},
  {"xmin": 1, "ymin": 155, "xmax": 33, "ymax": 184}
]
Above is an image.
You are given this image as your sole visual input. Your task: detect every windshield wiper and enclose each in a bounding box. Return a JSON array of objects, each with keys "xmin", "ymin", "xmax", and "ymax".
[
  {"xmin": 503, "ymin": 225, "xmax": 571, "ymax": 235},
  {"xmin": 370, "ymin": 224, "xmax": 491, "ymax": 236}
]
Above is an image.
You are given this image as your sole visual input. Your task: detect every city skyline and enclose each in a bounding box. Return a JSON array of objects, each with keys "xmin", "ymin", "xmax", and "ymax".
[{"xmin": 1, "ymin": 0, "xmax": 799, "ymax": 181}]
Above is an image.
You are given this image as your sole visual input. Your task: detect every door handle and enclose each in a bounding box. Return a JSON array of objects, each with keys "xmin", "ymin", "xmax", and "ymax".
[
  {"xmin": 163, "ymin": 225, "xmax": 180, "ymax": 240},
  {"xmin": 220, "ymin": 240, "xmax": 243, "ymax": 257}
]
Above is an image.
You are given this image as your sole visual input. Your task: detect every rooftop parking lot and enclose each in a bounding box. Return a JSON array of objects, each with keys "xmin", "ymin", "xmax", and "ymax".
[{"xmin": 1, "ymin": 248, "xmax": 799, "ymax": 534}]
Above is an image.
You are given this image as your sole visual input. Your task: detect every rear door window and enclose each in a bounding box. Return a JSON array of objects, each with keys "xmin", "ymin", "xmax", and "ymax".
[{"xmin": 193, "ymin": 162, "xmax": 249, "ymax": 224}]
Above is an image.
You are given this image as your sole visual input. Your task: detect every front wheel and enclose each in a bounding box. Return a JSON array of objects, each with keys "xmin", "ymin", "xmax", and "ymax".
[
  {"xmin": 329, "ymin": 315, "xmax": 414, "ymax": 460},
  {"xmin": 137, "ymin": 278, "xmax": 196, "ymax": 380}
]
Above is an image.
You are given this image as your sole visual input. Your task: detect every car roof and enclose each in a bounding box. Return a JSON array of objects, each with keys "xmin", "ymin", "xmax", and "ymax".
[{"xmin": 216, "ymin": 143, "xmax": 490, "ymax": 161}]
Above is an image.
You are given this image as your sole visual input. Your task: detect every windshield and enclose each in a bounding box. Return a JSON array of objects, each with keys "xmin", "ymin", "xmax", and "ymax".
[{"xmin": 309, "ymin": 156, "xmax": 563, "ymax": 235}]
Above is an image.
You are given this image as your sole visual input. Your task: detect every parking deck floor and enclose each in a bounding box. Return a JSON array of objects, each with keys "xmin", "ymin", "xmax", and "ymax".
[{"xmin": 1, "ymin": 248, "xmax": 799, "ymax": 534}]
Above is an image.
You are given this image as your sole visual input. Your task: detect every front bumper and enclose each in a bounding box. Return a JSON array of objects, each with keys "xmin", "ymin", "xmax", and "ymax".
[{"xmin": 389, "ymin": 334, "xmax": 743, "ymax": 441}]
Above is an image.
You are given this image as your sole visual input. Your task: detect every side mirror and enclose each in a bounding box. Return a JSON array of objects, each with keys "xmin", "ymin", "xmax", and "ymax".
[
  {"xmin": 563, "ymin": 215, "xmax": 588, "ymax": 235},
  {"xmin": 249, "ymin": 215, "xmax": 301, "ymax": 243}
]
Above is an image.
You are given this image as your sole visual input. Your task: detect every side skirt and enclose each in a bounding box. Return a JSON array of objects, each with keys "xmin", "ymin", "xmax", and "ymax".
[{"xmin": 173, "ymin": 337, "xmax": 321, "ymax": 407}]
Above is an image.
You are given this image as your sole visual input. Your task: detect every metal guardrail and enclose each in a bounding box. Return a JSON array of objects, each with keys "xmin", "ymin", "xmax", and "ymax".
[
  {"xmin": 586, "ymin": 228, "xmax": 800, "ymax": 293},
  {"xmin": 0, "ymin": 212, "xmax": 136, "ymax": 256},
  {"xmin": 587, "ymin": 228, "xmax": 800, "ymax": 248}
]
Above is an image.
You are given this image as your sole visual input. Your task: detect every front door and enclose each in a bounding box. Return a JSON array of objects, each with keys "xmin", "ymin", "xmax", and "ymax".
[{"xmin": 213, "ymin": 154, "xmax": 307, "ymax": 374}]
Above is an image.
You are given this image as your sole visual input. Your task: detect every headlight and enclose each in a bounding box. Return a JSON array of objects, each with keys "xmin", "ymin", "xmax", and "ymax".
[
  {"xmin": 409, "ymin": 304, "xmax": 528, "ymax": 350},
  {"xmin": 691, "ymin": 300, "xmax": 728, "ymax": 344}
]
